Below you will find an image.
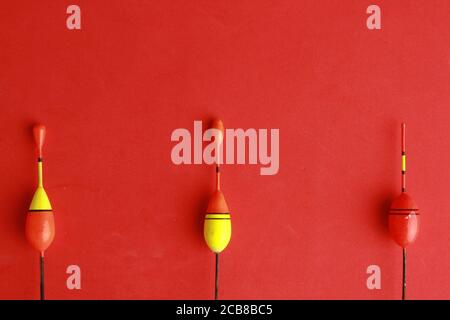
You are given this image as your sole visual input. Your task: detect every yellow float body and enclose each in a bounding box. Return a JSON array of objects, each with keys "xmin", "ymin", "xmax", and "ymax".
[{"xmin": 204, "ymin": 190, "xmax": 231, "ymax": 253}]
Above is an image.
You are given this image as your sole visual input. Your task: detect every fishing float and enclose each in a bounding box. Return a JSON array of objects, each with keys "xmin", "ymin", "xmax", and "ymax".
[
  {"xmin": 204, "ymin": 119, "xmax": 231, "ymax": 300},
  {"xmin": 388, "ymin": 123, "xmax": 419, "ymax": 300},
  {"xmin": 25, "ymin": 124, "xmax": 55, "ymax": 300}
]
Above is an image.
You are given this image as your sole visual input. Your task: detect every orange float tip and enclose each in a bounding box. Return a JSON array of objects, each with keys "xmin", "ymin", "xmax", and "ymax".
[
  {"xmin": 33, "ymin": 124, "xmax": 46, "ymax": 158},
  {"xmin": 211, "ymin": 119, "xmax": 225, "ymax": 145},
  {"xmin": 401, "ymin": 123, "xmax": 406, "ymax": 147}
]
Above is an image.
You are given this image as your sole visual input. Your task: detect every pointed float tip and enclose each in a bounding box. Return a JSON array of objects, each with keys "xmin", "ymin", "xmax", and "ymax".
[
  {"xmin": 401, "ymin": 123, "xmax": 407, "ymax": 137},
  {"xmin": 33, "ymin": 124, "xmax": 46, "ymax": 157},
  {"xmin": 211, "ymin": 119, "xmax": 224, "ymax": 145},
  {"xmin": 401, "ymin": 122, "xmax": 406, "ymax": 148}
]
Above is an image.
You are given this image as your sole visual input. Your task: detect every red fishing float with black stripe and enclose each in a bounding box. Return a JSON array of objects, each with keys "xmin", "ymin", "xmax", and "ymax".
[{"xmin": 388, "ymin": 123, "xmax": 419, "ymax": 300}]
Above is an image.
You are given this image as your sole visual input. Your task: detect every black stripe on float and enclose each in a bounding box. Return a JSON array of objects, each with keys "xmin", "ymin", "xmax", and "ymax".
[
  {"xmin": 205, "ymin": 212, "xmax": 230, "ymax": 220},
  {"xmin": 38, "ymin": 157, "xmax": 43, "ymax": 162},
  {"xmin": 29, "ymin": 209, "xmax": 53, "ymax": 212}
]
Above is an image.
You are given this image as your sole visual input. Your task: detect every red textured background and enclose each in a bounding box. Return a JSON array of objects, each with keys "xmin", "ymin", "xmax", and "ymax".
[{"xmin": 0, "ymin": 1, "xmax": 449, "ymax": 300}]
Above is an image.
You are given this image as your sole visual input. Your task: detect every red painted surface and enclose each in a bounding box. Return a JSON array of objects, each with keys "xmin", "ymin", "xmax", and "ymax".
[{"xmin": 0, "ymin": 1, "xmax": 450, "ymax": 299}]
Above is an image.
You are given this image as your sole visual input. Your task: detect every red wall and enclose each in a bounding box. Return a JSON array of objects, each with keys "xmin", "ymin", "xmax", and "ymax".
[{"xmin": 0, "ymin": 0, "xmax": 449, "ymax": 299}]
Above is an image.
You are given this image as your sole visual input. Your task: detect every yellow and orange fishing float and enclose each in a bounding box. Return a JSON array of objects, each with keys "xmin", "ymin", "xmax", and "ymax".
[
  {"xmin": 25, "ymin": 124, "xmax": 55, "ymax": 300},
  {"xmin": 204, "ymin": 119, "xmax": 231, "ymax": 300}
]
